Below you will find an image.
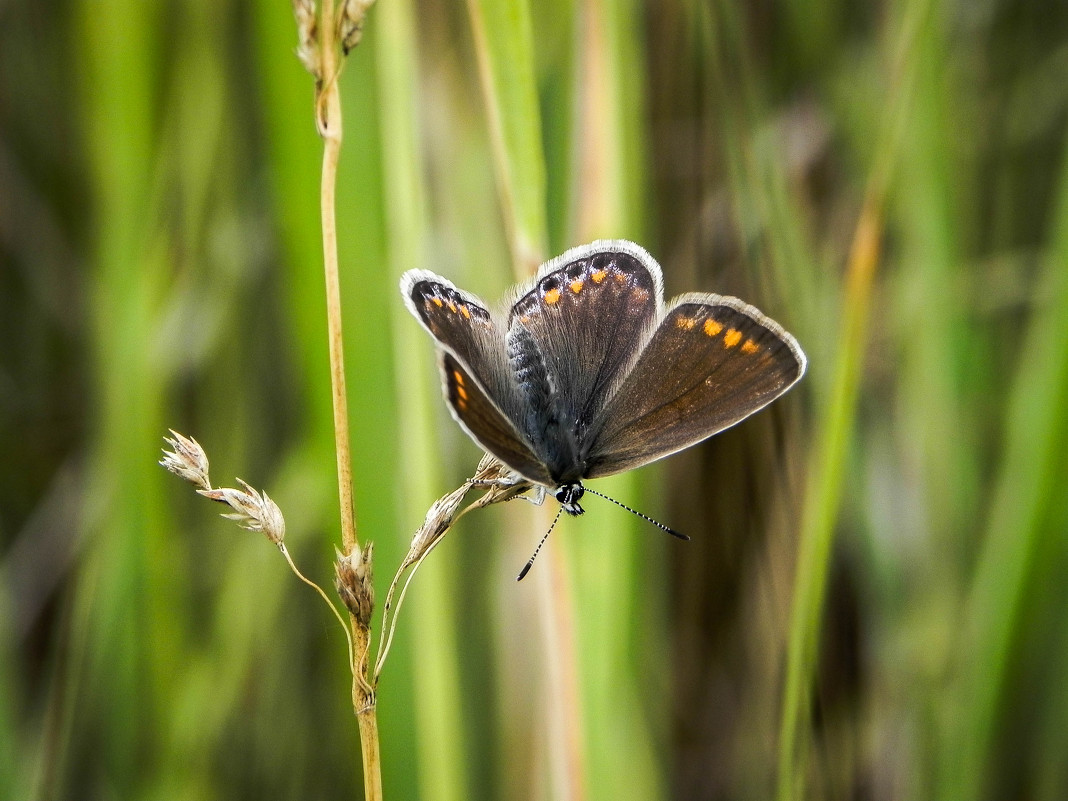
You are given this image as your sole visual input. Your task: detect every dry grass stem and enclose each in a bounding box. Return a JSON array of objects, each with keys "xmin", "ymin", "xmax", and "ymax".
[
  {"xmin": 373, "ymin": 455, "xmax": 535, "ymax": 680},
  {"xmin": 282, "ymin": 543, "xmax": 357, "ymax": 671},
  {"xmin": 160, "ymin": 433, "xmax": 356, "ymax": 666},
  {"xmin": 294, "ymin": 2, "xmax": 382, "ymax": 796}
]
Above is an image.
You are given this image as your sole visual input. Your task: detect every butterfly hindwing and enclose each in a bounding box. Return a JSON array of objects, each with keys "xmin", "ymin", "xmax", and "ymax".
[
  {"xmin": 439, "ymin": 353, "xmax": 553, "ymax": 485},
  {"xmin": 585, "ymin": 294, "xmax": 806, "ymax": 478}
]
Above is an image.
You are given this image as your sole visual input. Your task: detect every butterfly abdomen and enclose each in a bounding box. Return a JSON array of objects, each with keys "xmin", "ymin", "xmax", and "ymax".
[{"xmin": 508, "ymin": 326, "xmax": 554, "ymax": 432}]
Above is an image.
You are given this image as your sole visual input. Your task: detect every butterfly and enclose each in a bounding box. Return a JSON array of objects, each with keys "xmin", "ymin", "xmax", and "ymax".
[{"xmin": 401, "ymin": 240, "xmax": 806, "ymax": 517}]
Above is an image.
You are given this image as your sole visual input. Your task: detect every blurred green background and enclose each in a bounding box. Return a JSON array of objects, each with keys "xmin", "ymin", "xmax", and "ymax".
[{"xmin": 3, "ymin": 0, "xmax": 1068, "ymax": 798}]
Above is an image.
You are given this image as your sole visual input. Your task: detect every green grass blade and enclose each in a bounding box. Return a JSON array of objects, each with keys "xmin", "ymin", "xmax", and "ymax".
[
  {"xmin": 376, "ymin": 0, "xmax": 470, "ymax": 798},
  {"xmin": 465, "ymin": 0, "xmax": 549, "ymax": 271},
  {"xmin": 940, "ymin": 132, "xmax": 1068, "ymax": 801},
  {"xmin": 775, "ymin": 2, "xmax": 932, "ymax": 794},
  {"xmin": 74, "ymin": 0, "xmax": 168, "ymax": 794},
  {"xmin": 775, "ymin": 203, "xmax": 881, "ymax": 801}
]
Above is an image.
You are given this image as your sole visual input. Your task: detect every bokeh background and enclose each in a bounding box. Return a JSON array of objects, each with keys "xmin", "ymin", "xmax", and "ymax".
[{"xmin": 3, "ymin": 0, "xmax": 1068, "ymax": 799}]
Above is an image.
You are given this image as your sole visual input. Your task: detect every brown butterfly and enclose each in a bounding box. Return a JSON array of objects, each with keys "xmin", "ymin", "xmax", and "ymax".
[{"xmin": 401, "ymin": 240, "xmax": 806, "ymax": 518}]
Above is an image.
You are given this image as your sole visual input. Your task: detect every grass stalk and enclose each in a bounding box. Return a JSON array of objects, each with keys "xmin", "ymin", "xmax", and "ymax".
[
  {"xmin": 540, "ymin": 539, "xmax": 587, "ymax": 800},
  {"xmin": 309, "ymin": 1, "xmax": 381, "ymax": 796},
  {"xmin": 316, "ymin": 0, "xmax": 360, "ymax": 560}
]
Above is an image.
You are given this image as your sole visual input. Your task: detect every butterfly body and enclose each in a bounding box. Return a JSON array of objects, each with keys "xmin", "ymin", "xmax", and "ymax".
[{"xmin": 401, "ymin": 240, "xmax": 805, "ymax": 514}]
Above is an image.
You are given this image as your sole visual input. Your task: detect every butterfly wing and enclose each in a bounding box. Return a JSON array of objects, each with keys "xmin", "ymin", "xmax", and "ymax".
[
  {"xmin": 505, "ymin": 241, "xmax": 661, "ymax": 473},
  {"xmin": 585, "ymin": 294, "xmax": 806, "ymax": 478},
  {"xmin": 401, "ymin": 270, "xmax": 552, "ymax": 485},
  {"xmin": 439, "ymin": 352, "xmax": 553, "ymax": 485}
]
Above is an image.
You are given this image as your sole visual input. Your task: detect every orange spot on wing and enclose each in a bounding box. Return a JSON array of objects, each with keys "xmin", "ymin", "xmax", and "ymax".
[
  {"xmin": 569, "ymin": 279, "xmax": 584, "ymax": 294},
  {"xmin": 741, "ymin": 339, "xmax": 759, "ymax": 354},
  {"xmin": 724, "ymin": 329, "xmax": 742, "ymax": 348},
  {"xmin": 703, "ymin": 319, "xmax": 723, "ymax": 337},
  {"xmin": 460, "ymin": 305, "xmax": 471, "ymax": 319},
  {"xmin": 591, "ymin": 269, "xmax": 608, "ymax": 283},
  {"xmin": 446, "ymin": 301, "xmax": 457, "ymax": 313},
  {"xmin": 432, "ymin": 297, "xmax": 444, "ymax": 307},
  {"xmin": 675, "ymin": 316, "xmax": 696, "ymax": 330},
  {"xmin": 456, "ymin": 385, "xmax": 468, "ymax": 400},
  {"xmin": 452, "ymin": 370, "xmax": 464, "ymax": 385},
  {"xmin": 544, "ymin": 288, "xmax": 561, "ymax": 305}
]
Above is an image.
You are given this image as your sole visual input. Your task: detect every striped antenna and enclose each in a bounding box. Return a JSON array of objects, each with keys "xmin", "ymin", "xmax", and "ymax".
[
  {"xmin": 583, "ymin": 487, "xmax": 689, "ymax": 540},
  {"xmin": 516, "ymin": 506, "xmax": 564, "ymax": 581}
]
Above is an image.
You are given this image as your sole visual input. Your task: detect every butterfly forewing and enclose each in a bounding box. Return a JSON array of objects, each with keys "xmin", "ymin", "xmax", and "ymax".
[
  {"xmin": 507, "ymin": 245, "xmax": 661, "ymax": 438},
  {"xmin": 402, "ymin": 271, "xmax": 526, "ymax": 424},
  {"xmin": 586, "ymin": 295, "xmax": 806, "ymax": 478}
]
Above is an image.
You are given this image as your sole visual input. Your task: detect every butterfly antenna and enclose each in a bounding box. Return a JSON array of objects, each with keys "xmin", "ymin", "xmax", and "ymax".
[
  {"xmin": 517, "ymin": 506, "xmax": 564, "ymax": 581},
  {"xmin": 583, "ymin": 487, "xmax": 690, "ymax": 541}
]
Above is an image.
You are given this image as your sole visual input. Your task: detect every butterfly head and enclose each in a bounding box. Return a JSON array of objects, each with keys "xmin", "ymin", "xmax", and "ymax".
[{"xmin": 554, "ymin": 482, "xmax": 585, "ymax": 516}]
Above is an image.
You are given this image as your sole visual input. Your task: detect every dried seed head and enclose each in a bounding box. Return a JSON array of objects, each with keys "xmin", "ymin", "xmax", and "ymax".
[
  {"xmin": 408, "ymin": 484, "xmax": 468, "ymax": 558},
  {"xmin": 336, "ymin": 542, "xmax": 374, "ymax": 627},
  {"xmin": 292, "ymin": 0, "xmax": 321, "ymax": 78},
  {"xmin": 469, "ymin": 455, "xmax": 537, "ymax": 507},
  {"xmin": 401, "ymin": 456, "xmax": 537, "ymax": 568},
  {"xmin": 340, "ymin": 0, "xmax": 376, "ymax": 55},
  {"xmin": 198, "ymin": 479, "xmax": 286, "ymax": 545},
  {"xmin": 160, "ymin": 430, "xmax": 211, "ymax": 490}
]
